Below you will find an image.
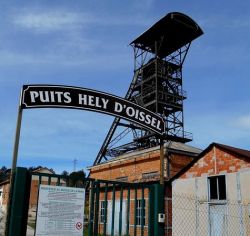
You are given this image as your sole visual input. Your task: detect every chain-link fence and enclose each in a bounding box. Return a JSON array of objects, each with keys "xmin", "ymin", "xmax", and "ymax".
[
  {"xmin": 166, "ymin": 193, "xmax": 250, "ymax": 236},
  {"xmin": 0, "ymin": 205, "xmax": 6, "ymax": 236}
]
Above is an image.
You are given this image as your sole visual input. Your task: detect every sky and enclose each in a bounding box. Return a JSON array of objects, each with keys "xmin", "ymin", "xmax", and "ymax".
[{"xmin": 0, "ymin": 0, "xmax": 250, "ymax": 174}]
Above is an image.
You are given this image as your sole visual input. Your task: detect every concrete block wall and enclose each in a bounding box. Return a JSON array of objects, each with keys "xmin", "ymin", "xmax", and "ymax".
[
  {"xmin": 0, "ymin": 183, "xmax": 9, "ymax": 212},
  {"xmin": 180, "ymin": 146, "xmax": 250, "ymax": 179}
]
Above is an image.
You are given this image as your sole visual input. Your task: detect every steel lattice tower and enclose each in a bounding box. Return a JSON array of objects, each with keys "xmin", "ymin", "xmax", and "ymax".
[{"xmin": 93, "ymin": 12, "xmax": 203, "ymax": 165}]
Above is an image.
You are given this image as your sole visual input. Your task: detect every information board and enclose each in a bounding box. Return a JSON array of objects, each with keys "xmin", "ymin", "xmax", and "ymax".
[{"xmin": 35, "ymin": 185, "xmax": 85, "ymax": 236}]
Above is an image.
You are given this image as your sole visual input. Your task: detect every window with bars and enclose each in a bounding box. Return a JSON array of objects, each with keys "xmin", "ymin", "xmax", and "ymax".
[
  {"xmin": 116, "ymin": 176, "xmax": 128, "ymax": 182},
  {"xmin": 208, "ymin": 175, "xmax": 226, "ymax": 200},
  {"xmin": 100, "ymin": 201, "xmax": 106, "ymax": 223},
  {"xmin": 142, "ymin": 171, "xmax": 159, "ymax": 179},
  {"xmin": 136, "ymin": 199, "xmax": 146, "ymax": 226}
]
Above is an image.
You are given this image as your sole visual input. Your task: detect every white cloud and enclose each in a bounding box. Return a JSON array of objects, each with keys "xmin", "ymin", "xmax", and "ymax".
[
  {"xmin": 0, "ymin": 46, "xmax": 130, "ymax": 70},
  {"xmin": 199, "ymin": 14, "xmax": 250, "ymax": 30},
  {"xmin": 11, "ymin": 9, "xmax": 151, "ymax": 34},
  {"xmin": 0, "ymin": 8, "xmax": 144, "ymax": 68},
  {"xmin": 186, "ymin": 112, "xmax": 250, "ymax": 151},
  {"xmin": 235, "ymin": 115, "xmax": 250, "ymax": 129},
  {"xmin": 12, "ymin": 11, "xmax": 82, "ymax": 33}
]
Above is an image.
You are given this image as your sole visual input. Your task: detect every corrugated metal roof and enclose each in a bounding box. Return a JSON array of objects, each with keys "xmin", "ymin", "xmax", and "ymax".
[
  {"xmin": 165, "ymin": 141, "xmax": 202, "ymax": 154},
  {"xmin": 89, "ymin": 141, "xmax": 202, "ymax": 168}
]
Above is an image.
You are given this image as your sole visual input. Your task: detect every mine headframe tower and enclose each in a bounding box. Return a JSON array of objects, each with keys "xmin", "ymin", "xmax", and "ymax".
[{"xmin": 94, "ymin": 12, "xmax": 203, "ymax": 165}]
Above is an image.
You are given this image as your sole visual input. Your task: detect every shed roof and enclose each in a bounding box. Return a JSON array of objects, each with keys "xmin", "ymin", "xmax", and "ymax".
[
  {"xmin": 214, "ymin": 143, "xmax": 250, "ymax": 158},
  {"xmin": 0, "ymin": 179, "xmax": 10, "ymax": 186},
  {"xmin": 89, "ymin": 141, "xmax": 201, "ymax": 169}
]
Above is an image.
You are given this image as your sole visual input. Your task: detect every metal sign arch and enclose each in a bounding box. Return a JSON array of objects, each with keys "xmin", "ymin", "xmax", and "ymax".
[
  {"xmin": 10, "ymin": 84, "xmax": 166, "ymax": 191},
  {"xmin": 21, "ymin": 85, "xmax": 165, "ymax": 135}
]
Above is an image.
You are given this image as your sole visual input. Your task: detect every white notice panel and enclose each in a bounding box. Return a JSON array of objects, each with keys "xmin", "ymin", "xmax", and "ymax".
[{"xmin": 35, "ymin": 185, "xmax": 85, "ymax": 236}]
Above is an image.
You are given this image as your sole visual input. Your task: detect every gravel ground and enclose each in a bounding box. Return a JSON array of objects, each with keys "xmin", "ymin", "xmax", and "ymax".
[{"xmin": 0, "ymin": 206, "xmax": 36, "ymax": 236}]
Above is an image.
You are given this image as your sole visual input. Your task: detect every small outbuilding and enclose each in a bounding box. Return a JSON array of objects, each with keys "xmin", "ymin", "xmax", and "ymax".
[
  {"xmin": 170, "ymin": 143, "xmax": 250, "ymax": 235},
  {"xmin": 0, "ymin": 167, "xmax": 60, "ymax": 212}
]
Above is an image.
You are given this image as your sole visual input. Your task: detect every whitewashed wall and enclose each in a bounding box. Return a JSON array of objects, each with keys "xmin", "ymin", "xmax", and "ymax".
[{"xmin": 172, "ymin": 170, "xmax": 250, "ymax": 236}]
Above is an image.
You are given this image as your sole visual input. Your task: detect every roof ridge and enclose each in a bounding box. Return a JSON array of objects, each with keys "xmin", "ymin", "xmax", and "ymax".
[{"xmin": 214, "ymin": 142, "xmax": 250, "ymax": 157}]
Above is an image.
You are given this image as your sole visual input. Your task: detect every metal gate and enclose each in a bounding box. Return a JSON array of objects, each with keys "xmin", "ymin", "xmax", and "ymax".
[{"xmin": 5, "ymin": 167, "xmax": 164, "ymax": 236}]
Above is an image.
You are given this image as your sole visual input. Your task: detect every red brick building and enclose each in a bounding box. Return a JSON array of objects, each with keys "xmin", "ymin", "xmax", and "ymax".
[
  {"xmin": 0, "ymin": 167, "xmax": 59, "ymax": 212},
  {"xmin": 88, "ymin": 141, "xmax": 201, "ymax": 235},
  {"xmin": 89, "ymin": 141, "xmax": 201, "ymax": 182}
]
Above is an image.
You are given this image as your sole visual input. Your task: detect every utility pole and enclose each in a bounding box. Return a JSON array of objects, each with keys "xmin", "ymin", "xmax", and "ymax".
[{"xmin": 73, "ymin": 158, "xmax": 78, "ymax": 172}]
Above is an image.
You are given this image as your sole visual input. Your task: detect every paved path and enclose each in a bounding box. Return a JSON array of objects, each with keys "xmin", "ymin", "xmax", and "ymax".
[{"xmin": 26, "ymin": 226, "xmax": 35, "ymax": 236}]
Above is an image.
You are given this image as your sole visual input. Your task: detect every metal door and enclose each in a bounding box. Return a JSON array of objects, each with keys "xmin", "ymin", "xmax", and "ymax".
[{"xmin": 209, "ymin": 204, "xmax": 227, "ymax": 236}]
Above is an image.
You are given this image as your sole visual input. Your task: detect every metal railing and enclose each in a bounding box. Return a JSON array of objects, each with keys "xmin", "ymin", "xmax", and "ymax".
[{"xmin": 6, "ymin": 168, "xmax": 164, "ymax": 236}]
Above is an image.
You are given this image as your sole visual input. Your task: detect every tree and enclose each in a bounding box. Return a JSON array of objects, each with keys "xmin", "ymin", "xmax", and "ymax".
[
  {"xmin": 69, "ymin": 170, "xmax": 86, "ymax": 187},
  {"xmin": 0, "ymin": 166, "xmax": 8, "ymax": 182},
  {"xmin": 61, "ymin": 170, "xmax": 69, "ymax": 177},
  {"xmin": 0, "ymin": 172, "xmax": 5, "ymax": 183},
  {"xmin": 0, "ymin": 166, "xmax": 7, "ymax": 172}
]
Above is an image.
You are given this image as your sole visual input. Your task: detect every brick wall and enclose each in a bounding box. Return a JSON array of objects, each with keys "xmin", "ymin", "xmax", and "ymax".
[
  {"xmin": 29, "ymin": 179, "xmax": 61, "ymax": 208},
  {"xmin": 1, "ymin": 178, "xmax": 61, "ymax": 210},
  {"xmin": 90, "ymin": 147, "xmax": 195, "ymax": 182},
  {"xmin": 90, "ymin": 148, "xmax": 159, "ymax": 181},
  {"xmin": 164, "ymin": 184, "xmax": 172, "ymax": 236},
  {"xmin": 180, "ymin": 146, "xmax": 250, "ymax": 179},
  {"xmin": 89, "ymin": 146, "xmax": 197, "ymax": 236},
  {"xmin": 169, "ymin": 154, "xmax": 194, "ymax": 178},
  {"xmin": 1, "ymin": 182, "xmax": 9, "ymax": 210}
]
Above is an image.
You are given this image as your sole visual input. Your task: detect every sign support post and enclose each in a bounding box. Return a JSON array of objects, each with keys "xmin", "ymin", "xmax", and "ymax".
[
  {"xmin": 6, "ymin": 84, "xmax": 166, "ymax": 234},
  {"xmin": 159, "ymin": 139, "xmax": 165, "ymax": 236},
  {"xmin": 11, "ymin": 106, "xmax": 23, "ymax": 172},
  {"xmin": 160, "ymin": 138, "xmax": 164, "ymax": 185},
  {"xmin": 5, "ymin": 106, "xmax": 23, "ymax": 235}
]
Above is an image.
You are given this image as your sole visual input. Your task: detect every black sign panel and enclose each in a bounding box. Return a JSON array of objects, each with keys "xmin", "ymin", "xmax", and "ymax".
[{"xmin": 21, "ymin": 85, "xmax": 165, "ymax": 135}]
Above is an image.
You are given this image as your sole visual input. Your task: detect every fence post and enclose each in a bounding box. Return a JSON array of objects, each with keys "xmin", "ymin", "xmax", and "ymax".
[
  {"xmin": 7, "ymin": 167, "xmax": 31, "ymax": 236},
  {"xmin": 88, "ymin": 181, "xmax": 95, "ymax": 236},
  {"xmin": 152, "ymin": 183, "xmax": 165, "ymax": 236}
]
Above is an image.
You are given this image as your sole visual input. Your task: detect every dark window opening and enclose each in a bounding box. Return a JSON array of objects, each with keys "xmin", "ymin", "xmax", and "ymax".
[{"xmin": 209, "ymin": 175, "xmax": 226, "ymax": 200}]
